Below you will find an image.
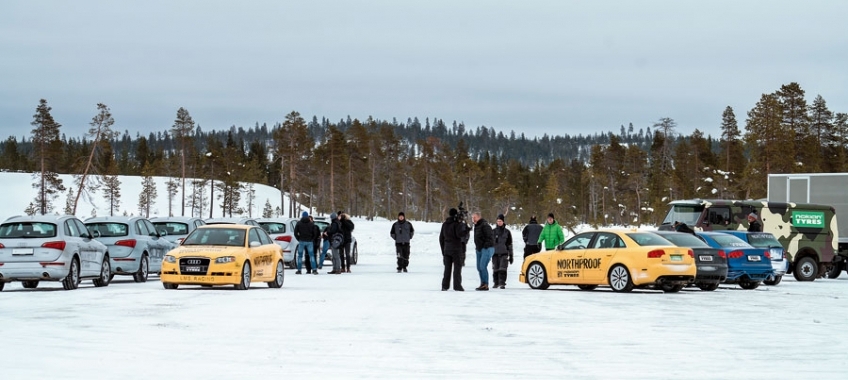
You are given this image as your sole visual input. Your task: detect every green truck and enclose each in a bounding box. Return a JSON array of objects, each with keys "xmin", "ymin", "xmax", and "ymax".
[{"xmin": 659, "ymin": 199, "xmax": 842, "ymax": 282}]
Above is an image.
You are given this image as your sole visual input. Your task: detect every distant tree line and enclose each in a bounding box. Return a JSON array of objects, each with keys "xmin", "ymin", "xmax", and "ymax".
[{"xmin": 3, "ymin": 82, "xmax": 846, "ymax": 227}]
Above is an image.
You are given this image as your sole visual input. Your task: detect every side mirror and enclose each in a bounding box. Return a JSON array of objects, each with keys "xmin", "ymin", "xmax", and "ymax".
[
  {"xmin": 249, "ymin": 241, "xmax": 261, "ymax": 248},
  {"xmin": 158, "ymin": 229, "xmax": 168, "ymax": 237},
  {"xmin": 91, "ymin": 230, "xmax": 101, "ymax": 239}
]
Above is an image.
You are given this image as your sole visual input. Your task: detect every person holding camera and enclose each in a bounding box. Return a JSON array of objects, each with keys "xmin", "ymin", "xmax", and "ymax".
[
  {"xmin": 439, "ymin": 208, "xmax": 467, "ymax": 291},
  {"xmin": 325, "ymin": 212, "xmax": 344, "ymax": 274},
  {"xmin": 472, "ymin": 212, "xmax": 495, "ymax": 291},
  {"xmin": 390, "ymin": 211, "xmax": 414, "ymax": 273}
]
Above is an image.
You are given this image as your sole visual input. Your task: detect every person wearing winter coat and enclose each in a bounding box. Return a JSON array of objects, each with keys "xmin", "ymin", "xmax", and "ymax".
[
  {"xmin": 492, "ymin": 214, "xmax": 514, "ymax": 289},
  {"xmin": 472, "ymin": 212, "xmax": 495, "ymax": 291},
  {"xmin": 294, "ymin": 211, "xmax": 317, "ymax": 274},
  {"xmin": 339, "ymin": 211, "xmax": 355, "ymax": 273},
  {"xmin": 310, "ymin": 216, "xmax": 322, "ymax": 270},
  {"xmin": 390, "ymin": 211, "xmax": 415, "ymax": 273},
  {"xmin": 537, "ymin": 213, "xmax": 565, "ymax": 251},
  {"xmin": 325, "ymin": 213, "xmax": 344, "ymax": 274},
  {"xmin": 439, "ymin": 208, "xmax": 467, "ymax": 291},
  {"xmin": 747, "ymin": 212, "xmax": 763, "ymax": 232},
  {"xmin": 522, "ymin": 215, "xmax": 543, "ymax": 259}
]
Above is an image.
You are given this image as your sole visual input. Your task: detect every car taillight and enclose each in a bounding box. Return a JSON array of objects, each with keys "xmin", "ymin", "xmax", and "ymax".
[
  {"xmin": 41, "ymin": 241, "xmax": 67, "ymax": 251},
  {"xmin": 647, "ymin": 250, "xmax": 665, "ymax": 258},
  {"xmin": 763, "ymin": 250, "xmax": 770, "ymax": 259},
  {"xmin": 727, "ymin": 250, "xmax": 744, "ymax": 259},
  {"xmin": 115, "ymin": 239, "xmax": 137, "ymax": 248},
  {"xmin": 687, "ymin": 249, "xmax": 694, "ymax": 258},
  {"xmin": 717, "ymin": 250, "xmax": 726, "ymax": 258},
  {"xmin": 0, "ymin": 243, "xmax": 4, "ymax": 248},
  {"xmin": 275, "ymin": 236, "xmax": 292, "ymax": 242}
]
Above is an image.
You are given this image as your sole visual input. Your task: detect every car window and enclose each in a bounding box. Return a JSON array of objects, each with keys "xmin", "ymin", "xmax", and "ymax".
[
  {"xmin": 153, "ymin": 222, "xmax": 189, "ymax": 236},
  {"xmin": 710, "ymin": 234, "xmax": 754, "ymax": 248},
  {"xmin": 260, "ymin": 222, "xmax": 286, "ymax": 234},
  {"xmin": 143, "ymin": 220, "xmax": 158, "ymax": 236},
  {"xmin": 136, "ymin": 221, "xmax": 150, "ymax": 236},
  {"xmin": 248, "ymin": 228, "xmax": 261, "ymax": 246},
  {"xmin": 182, "ymin": 228, "xmax": 246, "ymax": 247},
  {"xmin": 746, "ymin": 233, "xmax": 782, "ymax": 248},
  {"xmin": 86, "ymin": 223, "xmax": 130, "ymax": 237},
  {"xmin": 73, "ymin": 219, "xmax": 90, "ymax": 237},
  {"xmin": 195, "ymin": 220, "xmax": 205, "ymax": 229},
  {"xmin": 707, "ymin": 207, "xmax": 731, "ymax": 225},
  {"xmin": 0, "ymin": 222, "xmax": 58, "ymax": 238},
  {"xmin": 658, "ymin": 233, "xmax": 711, "ymax": 248},
  {"xmin": 591, "ymin": 233, "xmax": 623, "ymax": 249},
  {"xmin": 563, "ymin": 233, "xmax": 594, "ymax": 249},
  {"xmin": 257, "ymin": 228, "xmax": 273, "ymax": 245},
  {"xmin": 626, "ymin": 233, "xmax": 674, "ymax": 247}
]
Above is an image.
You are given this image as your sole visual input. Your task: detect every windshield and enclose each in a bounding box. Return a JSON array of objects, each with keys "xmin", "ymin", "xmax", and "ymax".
[
  {"xmin": 746, "ymin": 233, "xmax": 782, "ymax": 248},
  {"xmin": 626, "ymin": 233, "xmax": 674, "ymax": 247},
  {"xmin": 0, "ymin": 222, "xmax": 58, "ymax": 238},
  {"xmin": 85, "ymin": 222, "xmax": 129, "ymax": 237},
  {"xmin": 708, "ymin": 234, "xmax": 753, "ymax": 248},
  {"xmin": 182, "ymin": 228, "xmax": 246, "ymax": 247},
  {"xmin": 259, "ymin": 222, "xmax": 286, "ymax": 234},
  {"xmin": 315, "ymin": 221, "xmax": 329, "ymax": 230},
  {"xmin": 152, "ymin": 222, "xmax": 189, "ymax": 236},
  {"xmin": 657, "ymin": 233, "xmax": 710, "ymax": 248},
  {"xmin": 661, "ymin": 204, "xmax": 704, "ymax": 226}
]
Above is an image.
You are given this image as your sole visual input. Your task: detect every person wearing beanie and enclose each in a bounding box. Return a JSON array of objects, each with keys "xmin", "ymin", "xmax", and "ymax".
[
  {"xmin": 339, "ymin": 211, "xmax": 355, "ymax": 272},
  {"xmin": 390, "ymin": 211, "xmax": 415, "ymax": 273},
  {"xmin": 325, "ymin": 212, "xmax": 344, "ymax": 274},
  {"xmin": 492, "ymin": 214, "xmax": 513, "ymax": 289},
  {"xmin": 522, "ymin": 215, "xmax": 543, "ymax": 260},
  {"xmin": 439, "ymin": 207, "xmax": 467, "ymax": 291},
  {"xmin": 294, "ymin": 212, "xmax": 317, "ymax": 274},
  {"xmin": 472, "ymin": 212, "xmax": 495, "ymax": 291},
  {"xmin": 747, "ymin": 211, "xmax": 762, "ymax": 232},
  {"xmin": 537, "ymin": 212, "xmax": 565, "ymax": 251}
]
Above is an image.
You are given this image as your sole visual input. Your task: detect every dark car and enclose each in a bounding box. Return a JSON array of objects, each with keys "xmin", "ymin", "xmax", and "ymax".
[
  {"xmin": 653, "ymin": 231, "xmax": 728, "ymax": 291},
  {"xmin": 695, "ymin": 232, "xmax": 775, "ymax": 290},
  {"xmin": 716, "ymin": 231, "xmax": 789, "ymax": 286}
]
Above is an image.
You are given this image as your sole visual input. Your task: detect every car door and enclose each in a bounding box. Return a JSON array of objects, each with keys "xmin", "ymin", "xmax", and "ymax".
[
  {"xmin": 247, "ymin": 228, "xmax": 271, "ymax": 279},
  {"xmin": 257, "ymin": 228, "xmax": 278, "ymax": 278},
  {"xmin": 135, "ymin": 220, "xmax": 157, "ymax": 268},
  {"xmin": 550, "ymin": 232, "xmax": 594, "ymax": 284},
  {"xmin": 64, "ymin": 220, "xmax": 92, "ymax": 276},
  {"xmin": 144, "ymin": 219, "xmax": 168, "ymax": 267},
  {"xmin": 75, "ymin": 218, "xmax": 104, "ymax": 271},
  {"xmin": 582, "ymin": 232, "xmax": 623, "ymax": 282}
]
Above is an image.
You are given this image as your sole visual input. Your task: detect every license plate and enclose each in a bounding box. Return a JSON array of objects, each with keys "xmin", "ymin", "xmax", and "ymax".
[
  {"xmin": 184, "ymin": 266, "xmax": 203, "ymax": 272},
  {"xmin": 179, "ymin": 275, "xmax": 215, "ymax": 282},
  {"xmin": 12, "ymin": 248, "xmax": 34, "ymax": 255},
  {"xmin": 670, "ymin": 255, "xmax": 682, "ymax": 261},
  {"xmin": 699, "ymin": 255, "xmax": 713, "ymax": 262},
  {"xmin": 748, "ymin": 255, "xmax": 761, "ymax": 262}
]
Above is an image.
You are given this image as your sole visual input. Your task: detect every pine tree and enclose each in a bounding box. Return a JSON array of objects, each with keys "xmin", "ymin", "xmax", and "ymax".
[
  {"xmin": 171, "ymin": 107, "xmax": 195, "ymax": 216},
  {"xmin": 101, "ymin": 144, "xmax": 122, "ymax": 217},
  {"xmin": 30, "ymin": 99, "xmax": 65, "ymax": 214},
  {"xmin": 166, "ymin": 178, "xmax": 179, "ymax": 217},
  {"xmin": 776, "ymin": 83, "xmax": 815, "ymax": 172},
  {"xmin": 809, "ymin": 95, "xmax": 835, "ymax": 172},
  {"xmin": 744, "ymin": 93, "xmax": 792, "ymax": 197},
  {"xmin": 273, "ymin": 111, "xmax": 314, "ymax": 217},
  {"xmin": 138, "ymin": 164, "xmax": 157, "ymax": 217},
  {"xmin": 64, "ymin": 188, "xmax": 75, "ymax": 215},
  {"xmin": 72, "ymin": 103, "xmax": 116, "ymax": 214},
  {"xmin": 718, "ymin": 106, "xmax": 745, "ymax": 198},
  {"xmin": 262, "ymin": 199, "xmax": 273, "ymax": 218},
  {"xmin": 24, "ymin": 202, "xmax": 38, "ymax": 216}
]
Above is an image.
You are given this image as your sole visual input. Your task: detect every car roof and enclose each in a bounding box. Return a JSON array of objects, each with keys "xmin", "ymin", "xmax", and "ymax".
[
  {"xmin": 205, "ymin": 217, "xmax": 256, "ymax": 223},
  {"xmin": 150, "ymin": 216, "xmax": 202, "ymax": 223},
  {"xmin": 197, "ymin": 224, "xmax": 253, "ymax": 231},
  {"xmin": 84, "ymin": 216, "xmax": 141, "ymax": 223},
  {"xmin": 255, "ymin": 218, "xmax": 297, "ymax": 223},
  {"xmin": 3, "ymin": 214, "xmax": 78, "ymax": 223}
]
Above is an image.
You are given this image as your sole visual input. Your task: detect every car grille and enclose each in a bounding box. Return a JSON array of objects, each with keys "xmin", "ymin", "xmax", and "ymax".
[{"xmin": 179, "ymin": 257, "xmax": 210, "ymax": 275}]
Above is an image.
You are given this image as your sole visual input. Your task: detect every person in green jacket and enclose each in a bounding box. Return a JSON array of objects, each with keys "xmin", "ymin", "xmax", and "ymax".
[{"xmin": 537, "ymin": 212, "xmax": 565, "ymax": 250}]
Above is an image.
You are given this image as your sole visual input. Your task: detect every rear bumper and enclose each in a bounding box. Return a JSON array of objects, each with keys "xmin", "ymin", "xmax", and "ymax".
[
  {"xmin": 695, "ymin": 263, "xmax": 729, "ymax": 284},
  {"xmin": 110, "ymin": 257, "xmax": 140, "ymax": 274},
  {"xmin": 726, "ymin": 269, "xmax": 774, "ymax": 282},
  {"xmin": 0, "ymin": 261, "xmax": 69, "ymax": 281},
  {"xmin": 632, "ymin": 263, "xmax": 697, "ymax": 286},
  {"xmin": 770, "ymin": 260, "xmax": 788, "ymax": 276}
]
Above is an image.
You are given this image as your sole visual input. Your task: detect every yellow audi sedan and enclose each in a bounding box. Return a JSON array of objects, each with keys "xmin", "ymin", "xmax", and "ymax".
[
  {"xmin": 520, "ymin": 230, "xmax": 696, "ymax": 292},
  {"xmin": 160, "ymin": 225, "xmax": 285, "ymax": 290}
]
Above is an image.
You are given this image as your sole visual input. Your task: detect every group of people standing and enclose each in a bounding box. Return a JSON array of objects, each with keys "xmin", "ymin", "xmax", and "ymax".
[{"xmin": 294, "ymin": 211, "xmax": 355, "ymax": 275}]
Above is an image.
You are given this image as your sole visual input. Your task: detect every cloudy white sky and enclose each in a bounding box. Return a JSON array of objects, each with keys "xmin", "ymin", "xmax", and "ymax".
[{"xmin": 1, "ymin": 0, "xmax": 846, "ymax": 139}]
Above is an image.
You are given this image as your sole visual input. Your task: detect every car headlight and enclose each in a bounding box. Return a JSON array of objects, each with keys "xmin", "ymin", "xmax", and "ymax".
[
  {"xmin": 215, "ymin": 256, "xmax": 236, "ymax": 264},
  {"xmin": 164, "ymin": 255, "xmax": 176, "ymax": 263}
]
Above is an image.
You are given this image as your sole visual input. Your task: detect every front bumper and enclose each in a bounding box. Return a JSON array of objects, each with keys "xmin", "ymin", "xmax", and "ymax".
[
  {"xmin": 160, "ymin": 260, "xmax": 243, "ymax": 285},
  {"xmin": 0, "ymin": 261, "xmax": 69, "ymax": 281}
]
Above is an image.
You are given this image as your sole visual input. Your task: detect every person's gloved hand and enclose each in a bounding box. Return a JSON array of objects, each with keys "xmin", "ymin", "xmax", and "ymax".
[{"xmin": 508, "ymin": 254, "xmax": 514, "ymax": 264}]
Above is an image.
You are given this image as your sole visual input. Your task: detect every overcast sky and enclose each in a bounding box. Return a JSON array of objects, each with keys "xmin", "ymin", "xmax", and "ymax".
[{"xmin": 1, "ymin": 0, "xmax": 846, "ymax": 139}]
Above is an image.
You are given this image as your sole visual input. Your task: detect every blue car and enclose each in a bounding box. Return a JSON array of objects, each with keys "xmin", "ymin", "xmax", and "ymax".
[
  {"xmin": 716, "ymin": 231, "xmax": 789, "ymax": 286},
  {"xmin": 695, "ymin": 232, "xmax": 774, "ymax": 290}
]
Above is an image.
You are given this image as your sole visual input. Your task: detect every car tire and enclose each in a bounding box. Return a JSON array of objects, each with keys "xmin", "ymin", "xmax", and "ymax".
[
  {"xmin": 526, "ymin": 262, "xmax": 550, "ymax": 290},
  {"xmin": 62, "ymin": 257, "xmax": 80, "ymax": 290},
  {"xmin": 133, "ymin": 255, "xmax": 149, "ymax": 283},
  {"xmin": 93, "ymin": 256, "xmax": 111, "ymax": 287},
  {"xmin": 763, "ymin": 275, "xmax": 783, "ymax": 286},
  {"xmin": 608, "ymin": 265, "xmax": 634, "ymax": 293},
  {"xmin": 739, "ymin": 279, "xmax": 760, "ymax": 290},
  {"xmin": 697, "ymin": 282, "xmax": 719, "ymax": 291},
  {"xmin": 577, "ymin": 285, "xmax": 597, "ymax": 291},
  {"xmin": 163, "ymin": 282, "xmax": 178, "ymax": 290},
  {"xmin": 826, "ymin": 262, "xmax": 843, "ymax": 279},
  {"xmin": 660, "ymin": 283, "xmax": 684, "ymax": 293},
  {"xmin": 235, "ymin": 261, "xmax": 251, "ymax": 290},
  {"xmin": 793, "ymin": 257, "xmax": 818, "ymax": 282},
  {"xmin": 22, "ymin": 280, "xmax": 39, "ymax": 289},
  {"xmin": 353, "ymin": 243, "xmax": 358, "ymax": 265},
  {"xmin": 0, "ymin": 282, "xmax": 4, "ymax": 292},
  {"xmin": 268, "ymin": 260, "xmax": 285, "ymax": 288}
]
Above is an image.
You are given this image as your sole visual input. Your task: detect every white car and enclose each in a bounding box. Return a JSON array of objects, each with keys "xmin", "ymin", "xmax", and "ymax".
[
  {"xmin": 205, "ymin": 217, "xmax": 260, "ymax": 227},
  {"xmin": 0, "ymin": 215, "xmax": 111, "ymax": 291},
  {"xmin": 257, "ymin": 216, "xmax": 358, "ymax": 268},
  {"xmin": 150, "ymin": 216, "xmax": 207, "ymax": 245},
  {"xmin": 85, "ymin": 216, "xmax": 173, "ymax": 282}
]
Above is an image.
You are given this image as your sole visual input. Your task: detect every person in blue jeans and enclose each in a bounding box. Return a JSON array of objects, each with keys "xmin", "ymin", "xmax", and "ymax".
[
  {"xmin": 471, "ymin": 212, "xmax": 495, "ymax": 291},
  {"xmin": 294, "ymin": 211, "xmax": 317, "ymax": 274},
  {"xmin": 319, "ymin": 221, "xmax": 331, "ymax": 267}
]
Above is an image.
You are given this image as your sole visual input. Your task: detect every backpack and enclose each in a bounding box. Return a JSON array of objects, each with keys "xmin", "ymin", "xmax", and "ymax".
[{"xmin": 331, "ymin": 232, "xmax": 344, "ymax": 249}]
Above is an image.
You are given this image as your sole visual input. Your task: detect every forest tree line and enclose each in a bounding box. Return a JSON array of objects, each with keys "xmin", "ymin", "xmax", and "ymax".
[{"xmin": 3, "ymin": 82, "xmax": 846, "ymax": 227}]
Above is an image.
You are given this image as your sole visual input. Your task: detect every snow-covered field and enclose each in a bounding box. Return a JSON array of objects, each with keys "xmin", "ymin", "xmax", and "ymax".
[{"xmin": 2, "ymin": 213, "xmax": 848, "ymax": 379}]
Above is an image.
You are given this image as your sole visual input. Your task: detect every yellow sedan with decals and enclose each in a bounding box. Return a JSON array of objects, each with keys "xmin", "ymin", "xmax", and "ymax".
[
  {"xmin": 519, "ymin": 230, "xmax": 696, "ymax": 292},
  {"xmin": 160, "ymin": 225, "xmax": 284, "ymax": 290}
]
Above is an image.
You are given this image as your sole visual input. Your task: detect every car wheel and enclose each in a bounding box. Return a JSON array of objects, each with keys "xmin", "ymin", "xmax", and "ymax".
[
  {"xmin": 526, "ymin": 262, "xmax": 549, "ymax": 290},
  {"xmin": 93, "ymin": 257, "xmax": 111, "ymax": 287},
  {"xmin": 697, "ymin": 282, "xmax": 719, "ymax": 291},
  {"xmin": 62, "ymin": 258, "xmax": 80, "ymax": 290},
  {"xmin": 353, "ymin": 243, "xmax": 358, "ymax": 265},
  {"xmin": 235, "ymin": 261, "xmax": 251, "ymax": 290},
  {"xmin": 22, "ymin": 280, "xmax": 39, "ymax": 289},
  {"xmin": 793, "ymin": 257, "xmax": 818, "ymax": 282},
  {"xmin": 739, "ymin": 279, "xmax": 760, "ymax": 290},
  {"xmin": 163, "ymin": 282, "xmax": 178, "ymax": 290},
  {"xmin": 826, "ymin": 262, "xmax": 843, "ymax": 279},
  {"xmin": 577, "ymin": 285, "xmax": 597, "ymax": 291},
  {"xmin": 660, "ymin": 283, "xmax": 684, "ymax": 293},
  {"xmin": 763, "ymin": 275, "xmax": 783, "ymax": 286},
  {"xmin": 608, "ymin": 265, "xmax": 634, "ymax": 293},
  {"xmin": 268, "ymin": 260, "xmax": 285, "ymax": 288},
  {"xmin": 133, "ymin": 255, "xmax": 149, "ymax": 283}
]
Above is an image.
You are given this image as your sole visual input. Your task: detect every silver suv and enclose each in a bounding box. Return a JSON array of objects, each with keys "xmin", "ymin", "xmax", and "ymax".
[
  {"xmin": 0, "ymin": 215, "xmax": 111, "ymax": 291},
  {"xmin": 85, "ymin": 216, "xmax": 173, "ymax": 282},
  {"xmin": 150, "ymin": 216, "xmax": 206, "ymax": 245}
]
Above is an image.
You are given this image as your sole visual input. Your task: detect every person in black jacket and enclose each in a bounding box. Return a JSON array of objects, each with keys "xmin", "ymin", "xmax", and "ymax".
[
  {"xmin": 310, "ymin": 216, "xmax": 322, "ymax": 271},
  {"xmin": 522, "ymin": 215, "xmax": 543, "ymax": 260},
  {"xmin": 472, "ymin": 212, "xmax": 495, "ymax": 291},
  {"xmin": 390, "ymin": 212, "xmax": 415, "ymax": 273},
  {"xmin": 747, "ymin": 212, "xmax": 763, "ymax": 232},
  {"xmin": 326, "ymin": 213, "xmax": 343, "ymax": 274},
  {"xmin": 294, "ymin": 211, "xmax": 317, "ymax": 274},
  {"xmin": 339, "ymin": 211, "xmax": 355, "ymax": 273},
  {"xmin": 492, "ymin": 214, "xmax": 513, "ymax": 289},
  {"xmin": 439, "ymin": 208, "xmax": 467, "ymax": 291}
]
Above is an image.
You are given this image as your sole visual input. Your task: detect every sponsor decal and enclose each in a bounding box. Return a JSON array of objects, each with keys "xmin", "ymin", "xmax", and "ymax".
[
  {"xmin": 792, "ymin": 211, "xmax": 825, "ymax": 228},
  {"xmin": 179, "ymin": 275, "xmax": 215, "ymax": 281},
  {"xmin": 557, "ymin": 270, "xmax": 580, "ymax": 278},
  {"xmin": 254, "ymin": 254, "xmax": 273, "ymax": 267},
  {"xmin": 557, "ymin": 258, "xmax": 602, "ymax": 270}
]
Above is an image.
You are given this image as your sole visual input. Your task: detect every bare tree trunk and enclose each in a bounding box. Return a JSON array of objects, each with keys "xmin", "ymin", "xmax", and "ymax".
[{"xmin": 181, "ymin": 148, "xmax": 186, "ymax": 216}]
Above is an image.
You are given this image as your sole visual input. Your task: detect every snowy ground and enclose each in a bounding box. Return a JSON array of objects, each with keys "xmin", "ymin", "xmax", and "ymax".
[{"xmin": 2, "ymin": 217, "xmax": 848, "ymax": 379}]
